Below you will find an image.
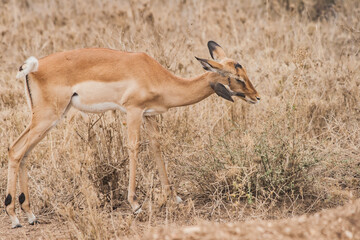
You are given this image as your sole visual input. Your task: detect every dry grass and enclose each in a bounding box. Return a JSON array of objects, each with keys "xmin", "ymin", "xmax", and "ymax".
[{"xmin": 0, "ymin": 0, "xmax": 359, "ymax": 239}]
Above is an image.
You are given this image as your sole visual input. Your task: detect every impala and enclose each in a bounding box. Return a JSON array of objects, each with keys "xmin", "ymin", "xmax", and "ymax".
[{"xmin": 5, "ymin": 41, "xmax": 260, "ymax": 228}]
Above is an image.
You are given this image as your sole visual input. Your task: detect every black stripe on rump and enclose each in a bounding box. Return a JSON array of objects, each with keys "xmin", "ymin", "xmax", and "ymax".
[{"xmin": 26, "ymin": 75, "xmax": 33, "ymax": 106}]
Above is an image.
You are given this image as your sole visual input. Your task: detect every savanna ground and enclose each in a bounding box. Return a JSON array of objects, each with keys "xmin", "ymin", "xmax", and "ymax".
[{"xmin": 0, "ymin": 0, "xmax": 359, "ymax": 239}]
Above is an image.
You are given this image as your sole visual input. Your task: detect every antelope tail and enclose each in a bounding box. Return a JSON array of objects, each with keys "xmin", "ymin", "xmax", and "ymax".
[{"xmin": 16, "ymin": 56, "xmax": 39, "ymax": 79}]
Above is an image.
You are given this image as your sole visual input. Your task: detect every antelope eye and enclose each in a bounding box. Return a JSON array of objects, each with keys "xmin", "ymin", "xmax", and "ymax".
[{"xmin": 235, "ymin": 78, "xmax": 245, "ymax": 87}]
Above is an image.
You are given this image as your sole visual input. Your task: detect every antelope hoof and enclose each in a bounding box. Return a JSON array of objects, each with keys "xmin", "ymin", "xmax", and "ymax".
[
  {"xmin": 27, "ymin": 212, "xmax": 38, "ymax": 225},
  {"xmin": 12, "ymin": 224, "xmax": 22, "ymax": 229},
  {"xmin": 10, "ymin": 216, "xmax": 21, "ymax": 229},
  {"xmin": 175, "ymin": 196, "xmax": 183, "ymax": 204},
  {"xmin": 29, "ymin": 220, "xmax": 40, "ymax": 225},
  {"xmin": 133, "ymin": 206, "xmax": 142, "ymax": 215}
]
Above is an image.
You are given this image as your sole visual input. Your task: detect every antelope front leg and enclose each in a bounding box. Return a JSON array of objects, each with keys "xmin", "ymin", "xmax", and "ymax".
[
  {"xmin": 145, "ymin": 116, "xmax": 182, "ymax": 204},
  {"xmin": 126, "ymin": 108, "xmax": 143, "ymax": 213}
]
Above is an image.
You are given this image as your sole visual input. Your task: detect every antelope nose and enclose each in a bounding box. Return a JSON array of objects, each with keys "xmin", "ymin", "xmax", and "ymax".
[{"xmin": 256, "ymin": 97, "xmax": 261, "ymax": 101}]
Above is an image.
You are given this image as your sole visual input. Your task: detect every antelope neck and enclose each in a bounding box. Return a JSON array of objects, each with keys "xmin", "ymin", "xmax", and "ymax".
[{"xmin": 164, "ymin": 72, "xmax": 228, "ymax": 108}]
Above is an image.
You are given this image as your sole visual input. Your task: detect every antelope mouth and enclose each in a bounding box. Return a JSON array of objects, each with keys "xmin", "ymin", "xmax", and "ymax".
[
  {"xmin": 234, "ymin": 92, "xmax": 245, "ymax": 98},
  {"xmin": 246, "ymin": 99, "xmax": 257, "ymax": 104},
  {"xmin": 233, "ymin": 92, "xmax": 258, "ymax": 104},
  {"xmin": 228, "ymin": 89, "xmax": 258, "ymax": 104},
  {"xmin": 234, "ymin": 92, "xmax": 255, "ymax": 104}
]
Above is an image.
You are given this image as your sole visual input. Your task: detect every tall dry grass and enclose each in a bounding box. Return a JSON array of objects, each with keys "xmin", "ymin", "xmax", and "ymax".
[{"xmin": 0, "ymin": 0, "xmax": 359, "ymax": 238}]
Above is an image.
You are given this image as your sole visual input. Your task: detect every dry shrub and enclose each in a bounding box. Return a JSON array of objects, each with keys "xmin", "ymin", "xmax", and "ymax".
[
  {"xmin": 268, "ymin": 0, "xmax": 336, "ymax": 20},
  {"xmin": 0, "ymin": 0, "xmax": 359, "ymax": 238}
]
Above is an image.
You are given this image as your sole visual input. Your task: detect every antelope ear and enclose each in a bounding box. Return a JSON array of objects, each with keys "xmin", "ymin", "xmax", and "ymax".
[
  {"xmin": 208, "ymin": 41, "xmax": 227, "ymax": 61},
  {"xmin": 195, "ymin": 57, "xmax": 223, "ymax": 72},
  {"xmin": 210, "ymin": 82, "xmax": 234, "ymax": 102}
]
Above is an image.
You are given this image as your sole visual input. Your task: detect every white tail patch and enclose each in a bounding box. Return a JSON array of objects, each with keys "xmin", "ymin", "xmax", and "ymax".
[{"xmin": 16, "ymin": 56, "xmax": 39, "ymax": 79}]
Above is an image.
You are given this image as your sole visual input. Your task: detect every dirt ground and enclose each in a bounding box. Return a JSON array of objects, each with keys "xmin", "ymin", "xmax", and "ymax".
[
  {"xmin": 1, "ymin": 199, "xmax": 359, "ymax": 240},
  {"xmin": 0, "ymin": 221, "xmax": 70, "ymax": 240},
  {"xmin": 146, "ymin": 199, "xmax": 360, "ymax": 240}
]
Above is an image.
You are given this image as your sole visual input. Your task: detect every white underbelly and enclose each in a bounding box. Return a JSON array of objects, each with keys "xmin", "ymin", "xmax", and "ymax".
[
  {"xmin": 71, "ymin": 94, "xmax": 126, "ymax": 113},
  {"xmin": 71, "ymin": 95, "xmax": 166, "ymax": 116},
  {"xmin": 143, "ymin": 109, "xmax": 164, "ymax": 116}
]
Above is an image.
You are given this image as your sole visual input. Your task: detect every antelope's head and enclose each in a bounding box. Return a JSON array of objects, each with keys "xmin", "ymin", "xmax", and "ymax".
[{"xmin": 196, "ymin": 41, "xmax": 260, "ymax": 104}]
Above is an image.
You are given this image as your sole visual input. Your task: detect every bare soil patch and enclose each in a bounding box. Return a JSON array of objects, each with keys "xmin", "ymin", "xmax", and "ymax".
[{"xmin": 147, "ymin": 199, "xmax": 360, "ymax": 240}]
